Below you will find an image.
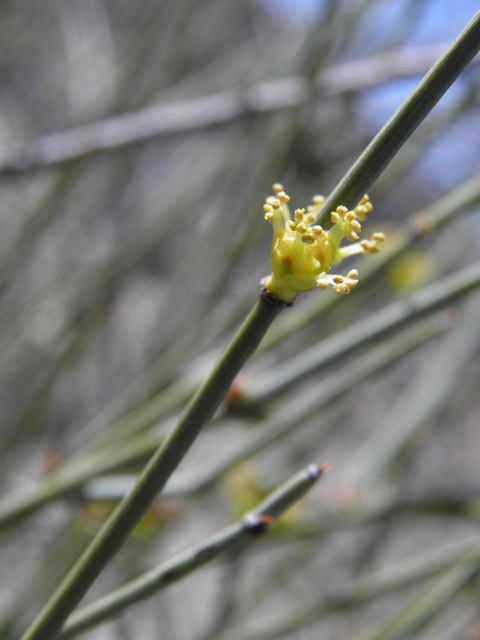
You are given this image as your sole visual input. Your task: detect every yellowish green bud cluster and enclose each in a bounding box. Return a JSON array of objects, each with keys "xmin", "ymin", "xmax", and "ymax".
[{"xmin": 263, "ymin": 184, "xmax": 385, "ymax": 303}]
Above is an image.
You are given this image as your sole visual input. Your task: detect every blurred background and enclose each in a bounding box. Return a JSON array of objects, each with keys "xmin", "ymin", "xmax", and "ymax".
[{"xmin": 1, "ymin": 0, "xmax": 480, "ymax": 638}]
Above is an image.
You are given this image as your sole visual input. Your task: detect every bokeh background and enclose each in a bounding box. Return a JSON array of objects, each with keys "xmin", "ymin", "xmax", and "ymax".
[{"xmin": 1, "ymin": 1, "xmax": 480, "ymax": 639}]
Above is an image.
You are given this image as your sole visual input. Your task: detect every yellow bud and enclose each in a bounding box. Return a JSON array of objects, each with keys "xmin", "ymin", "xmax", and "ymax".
[{"xmin": 262, "ymin": 186, "xmax": 383, "ymax": 302}]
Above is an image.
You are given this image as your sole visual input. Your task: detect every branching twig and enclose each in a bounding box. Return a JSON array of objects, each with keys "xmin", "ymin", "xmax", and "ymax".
[
  {"xmin": 19, "ymin": 294, "xmax": 287, "ymax": 640},
  {"xmin": 57, "ymin": 463, "xmax": 327, "ymax": 639},
  {"xmin": 2, "ymin": 44, "xmax": 471, "ymax": 172}
]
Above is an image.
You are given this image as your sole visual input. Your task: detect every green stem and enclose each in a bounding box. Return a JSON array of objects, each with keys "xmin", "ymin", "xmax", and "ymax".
[
  {"xmin": 1, "ymin": 257, "xmax": 478, "ymax": 530},
  {"xmin": 0, "ymin": 310, "xmax": 443, "ymax": 530},
  {"xmin": 317, "ymin": 10, "xmax": 480, "ymax": 228},
  {"xmin": 354, "ymin": 544, "xmax": 480, "ymax": 640},
  {"xmin": 58, "ymin": 463, "xmax": 325, "ymax": 639},
  {"xmin": 218, "ymin": 536, "xmax": 480, "ymax": 640},
  {"xmin": 177, "ymin": 315, "xmax": 446, "ymax": 495},
  {"xmin": 20, "ymin": 294, "xmax": 285, "ymax": 640},
  {"xmin": 253, "ymin": 260, "xmax": 480, "ymax": 405}
]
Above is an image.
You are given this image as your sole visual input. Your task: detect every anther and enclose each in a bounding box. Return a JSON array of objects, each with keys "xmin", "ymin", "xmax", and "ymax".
[
  {"xmin": 331, "ymin": 212, "xmax": 341, "ymax": 224},
  {"xmin": 278, "ymin": 191, "xmax": 290, "ymax": 204},
  {"xmin": 347, "ymin": 231, "xmax": 359, "ymax": 241},
  {"xmin": 272, "ymin": 183, "xmax": 284, "ymax": 194}
]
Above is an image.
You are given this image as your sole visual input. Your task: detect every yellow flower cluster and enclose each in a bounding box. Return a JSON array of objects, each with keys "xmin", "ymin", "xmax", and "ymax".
[{"xmin": 263, "ymin": 184, "xmax": 385, "ymax": 303}]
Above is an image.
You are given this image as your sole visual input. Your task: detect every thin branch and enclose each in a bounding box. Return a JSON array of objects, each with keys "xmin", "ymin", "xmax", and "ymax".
[
  {"xmin": 19, "ymin": 294, "xmax": 287, "ymax": 640},
  {"xmin": 1, "ymin": 259, "xmax": 479, "ymax": 530},
  {"xmin": 2, "ymin": 44, "xmax": 470, "ymax": 171},
  {"xmin": 216, "ymin": 536, "xmax": 480, "ymax": 640},
  {"xmin": 57, "ymin": 463, "xmax": 327, "ymax": 639},
  {"xmin": 317, "ymin": 10, "xmax": 480, "ymax": 228}
]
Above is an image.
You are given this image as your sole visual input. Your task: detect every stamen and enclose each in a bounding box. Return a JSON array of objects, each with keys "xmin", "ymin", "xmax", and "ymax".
[{"xmin": 331, "ymin": 211, "xmax": 341, "ymax": 224}]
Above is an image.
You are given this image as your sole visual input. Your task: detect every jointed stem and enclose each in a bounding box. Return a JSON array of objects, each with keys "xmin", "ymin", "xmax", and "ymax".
[
  {"xmin": 58, "ymin": 463, "xmax": 325, "ymax": 639},
  {"xmin": 317, "ymin": 10, "xmax": 480, "ymax": 229},
  {"xmin": 20, "ymin": 294, "xmax": 285, "ymax": 640}
]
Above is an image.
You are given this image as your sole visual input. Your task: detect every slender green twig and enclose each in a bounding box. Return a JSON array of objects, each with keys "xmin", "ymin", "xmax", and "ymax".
[
  {"xmin": 316, "ymin": 10, "xmax": 480, "ymax": 228},
  {"xmin": 19, "ymin": 294, "xmax": 285, "ymax": 640},
  {"xmin": 0, "ymin": 296, "xmax": 462, "ymax": 529},
  {"xmin": 0, "ymin": 311, "xmax": 444, "ymax": 530},
  {"xmin": 217, "ymin": 536, "xmax": 480, "ymax": 640},
  {"xmin": 1, "ymin": 43, "xmax": 454, "ymax": 172},
  {"xmin": 250, "ymin": 259, "xmax": 480, "ymax": 406},
  {"xmin": 57, "ymin": 463, "xmax": 326, "ymax": 639},
  {"xmin": 172, "ymin": 315, "xmax": 447, "ymax": 495},
  {"xmin": 279, "ymin": 488, "xmax": 480, "ymax": 538},
  {"xmin": 348, "ymin": 290, "xmax": 480, "ymax": 488},
  {"xmin": 353, "ymin": 543, "xmax": 480, "ymax": 640}
]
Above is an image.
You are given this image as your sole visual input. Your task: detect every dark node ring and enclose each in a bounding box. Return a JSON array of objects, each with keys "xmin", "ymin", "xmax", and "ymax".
[{"xmin": 260, "ymin": 278, "xmax": 295, "ymax": 309}]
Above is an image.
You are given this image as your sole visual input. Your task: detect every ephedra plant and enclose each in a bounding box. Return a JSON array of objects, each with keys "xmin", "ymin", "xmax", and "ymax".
[{"xmin": 1, "ymin": 5, "xmax": 480, "ymax": 640}]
